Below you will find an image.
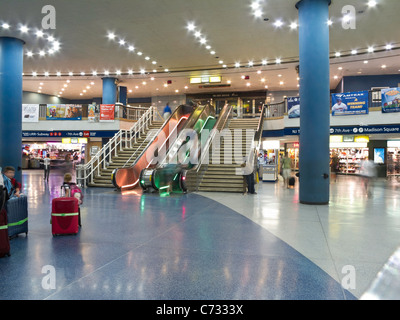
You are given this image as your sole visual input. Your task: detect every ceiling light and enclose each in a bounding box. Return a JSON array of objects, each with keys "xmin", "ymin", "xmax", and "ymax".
[
  {"xmin": 128, "ymin": 69, "xmax": 133, "ymax": 75},
  {"xmin": 290, "ymin": 22, "xmax": 298, "ymax": 29},
  {"xmin": 92, "ymin": 71, "xmax": 97, "ymax": 76},
  {"xmin": 2, "ymin": 23, "xmax": 10, "ymax": 29},
  {"xmin": 164, "ymin": 69, "xmax": 169, "ymax": 72},
  {"xmin": 128, "ymin": 45, "xmax": 135, "ymax": 51},
  {"xmin": 36, "ymin": 30, "xmax": 44, "ymax": 38},
  {"xmin": 342, "ymin": 15, "xmax": 352, "ymax": 23},
  {"xmin": 276, "ymin": 58, "xmax": 281, "ymax": 64},
  {"xmin": 116, "ymin": 70, "xmax": 121, "ymax": 75},
  {"xmin": 335, "ymin": 52, "xmax": 341, "ymax": 57},
  {"xmin": 274, "ymin": 20, "xmax": 284, "ymax": 28},
  {"xmin": 32, "ymin": 72, "xmax": 37, "ymax": 77},
  {"xmin": 187, "ymin": 23, "xmax": 196, "ymax": 31},
  {"xmin": 219, "ymin": 60, "xmax": 224, "ymax": 64},
  {"xmin": 368, "ymin": 46, "xmax": 374, "ymax": 53},
  {"xmin": 364, "ymin": 60, "xmax": 369, "ymax": 64},
  {"xmin": 253, "ymin": 9, "xmax": 263, "ymax": 18},
  {"xmin": 137, "ymin": 51, "xmax": 143, "ymax": 56},
  {"xmin": 152, "ymin": 61, "xmax": 157, "ymax": 65},
  {"xmin": 334, "ymin": 75, "xmax": 338, "ymax": 79},
  {"xmin": 20, "ymin": 25, "xmax": 29, "ymax": 33},
  {"xmin": 104, "ymin": 70, "xmax": 109, "ymax": 76},
  {"xmin": 367, "ymin": 1, "xmax": 377, "ymax": 7},
  {"xmin": 210, "ymin": 51, "xmax": 216, "ymax": 55},
  {"xmin": 107, "ymin": 33, "xmax": 116, "ymax": 40},
  {"xmin": 200, "ymin": 38, "xmax": 207, "ymax": 44},
  {"xmin": 327, "ymin": 19, "xmax": 333, "ymax": 26},
  {"xmin": 128, "ymin": 89, "xmax": 133, "ymax": 93},
  {"xmin": 248, "ymin": 61, "xmax": 253, "ymax": 67},
  {"xmin": 39, "ymin": 50, "xmax": 46, "ymax": 57},
  {"xmin": 150, "ymin": 77, "xmax": 155, "ymax": 81},
  {"xmin": 44, "ymin": 72, "xmax": 49, "ymax": 77},
  {"xmin": 280, "ymin": 81, "xmax": 284, "ymax": 85},
  {"xmin": 47, "ymin": 35, "xmax": 55, "ymax": 42},
  {"xmin": 381, "ymin": 65, "xmax": 387, "ymax": 69},
  {"xmin": 80, "ymin": 72, "xmax": 85, "ymax": 76},
  {"xmin": 119, "ymin": 39, "xmax": 125, "ymax": 46},
  {"xmin": 140, "ymin": 69, "xmax": 146, "ymax": 74},
  {"xmin": 351, "ymin": 49, "xmax": 358, "ymax": 55},
  {"xmin": 246, "ymin": 83, "xmax": 251, "ymax": 87},
  {"xmin": 250, "ymin": 2, "xmax": 260, "ymax": 10},
  {"xmin": 69, "ymin": 72, "xmax": 73, "ymax": 76},
  {"xmin": 26, "ymin": 51, "xmax": 33, "ymax": 57},
  {"xmin": 90, "ymin": 82, "xmax": 95, "ymax": 85},
  {"xmin": 386, "ymin": 44, "xmax": 393, "ymax": 50},
  {"xmin": 142, "ymin": 81, "xmax": 147, "ymax": 85},
  {"xmin": 86, "ymin": 86, "xmax": 91, "ymax": 89},
  {"xmin": 64, "ymin": 84, "xmax": 68, "ymax": 87},
  {"xmin": 145, "ymin": 56, "xmax": 150, "ymax": 60},
  {"xmin": 262, "ymin": 59, "xmax": 267, "ymax": 65},
  {"xmin": 56, "ymin": 72, "xmax": 61, "ymax": 76},
  {"xmin": 194, "ymin": 31, "xmax": 202, "ymax": 38},
  {"xmin": 66, "ymin": 80, "xmax": 71, "ymax": 83},
  {"xmin": 206, "ymin": 45, "xmax": 211, "ymax": 50},
  {"xmin": 235, "ymin": 62, "xmax": 240, "ymax": 68}
]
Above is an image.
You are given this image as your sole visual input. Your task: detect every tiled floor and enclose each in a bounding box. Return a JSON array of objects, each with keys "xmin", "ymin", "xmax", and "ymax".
[{"xmin": 1, "ymin": 169, "xmax": 399, "ymax": 300}]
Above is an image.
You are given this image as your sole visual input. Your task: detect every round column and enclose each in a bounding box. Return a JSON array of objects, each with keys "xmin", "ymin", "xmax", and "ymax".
[
  {"xmin": 0, "ymin": 37, "xmax": 25, "ymax": 182},
  {"xmin": 296, "ymin": 0, "xmax": 331, "ymax": 204}
]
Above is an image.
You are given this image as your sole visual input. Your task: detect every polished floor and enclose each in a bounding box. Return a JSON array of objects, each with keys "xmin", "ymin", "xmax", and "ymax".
[{"xmin": 1, "ymin": 169, "xmax": 400, "ymax": 300}]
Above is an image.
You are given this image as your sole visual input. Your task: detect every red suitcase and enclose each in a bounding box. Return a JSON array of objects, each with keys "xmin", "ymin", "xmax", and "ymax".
[
  {"xmin": 0, "ymin": 208, "xmax": 11, "ymax": 257},
  {"xmin": 51, "ymin": 197, "xmax": 79, "ymax": 236}
]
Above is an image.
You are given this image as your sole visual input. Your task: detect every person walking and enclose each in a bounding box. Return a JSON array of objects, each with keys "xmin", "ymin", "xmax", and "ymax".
[
  {"xmin": 43, "ymin": 154, "xmax": 51, "ymax": 182},
  {"xmin": 281, "ymin": 152, "xmax": 293, "ymax": 189}
]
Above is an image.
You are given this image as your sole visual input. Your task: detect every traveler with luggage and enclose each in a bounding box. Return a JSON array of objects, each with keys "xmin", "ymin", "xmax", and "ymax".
[
  {"xmin": 281, "ymin": 153, "xmax": 293, "ymax": 189},
  {"xmin": 61, "ymin": 173, "xmax": 83, "ymax": 226}
]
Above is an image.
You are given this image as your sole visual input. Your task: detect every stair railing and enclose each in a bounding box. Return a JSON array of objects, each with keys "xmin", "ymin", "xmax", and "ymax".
[{"xmin": 76, "ymin": 105, "xmax": 160, "ymax": 187}]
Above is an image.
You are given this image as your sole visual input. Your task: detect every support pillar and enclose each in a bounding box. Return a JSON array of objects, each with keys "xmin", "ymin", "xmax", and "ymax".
[
  {"xmin": 296, "ymin": 0, "xmax": 331, "ymax": 204},
  {"xmin": 0, "ymin": 37, "xmax": 25, "ymax": 182},
  {"xmin": 102, "ymin": 77, "xmax": 117, "ymax": 104}
]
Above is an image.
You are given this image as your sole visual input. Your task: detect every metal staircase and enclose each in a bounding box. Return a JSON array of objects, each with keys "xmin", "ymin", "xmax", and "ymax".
[
  {"xmin": 76, "ymin": 106, "xmax": 163, "ymax": 188},
  {"xmin": 89, "ymin": 121, "xmax": 164, "ymax": 187},
  {"xmin": 196, "ymin": 118, "xmax": 260, "ymax": 193}
]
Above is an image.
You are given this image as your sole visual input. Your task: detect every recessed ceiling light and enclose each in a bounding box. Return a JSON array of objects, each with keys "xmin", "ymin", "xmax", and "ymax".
[
  {"xmin": 381, "ymin": 65, "xmax": 387, "ymax": 69},
  {"xmin": 20, "ymin": 25, "xmax": 29, "ymax": 33},
  {"xmin": 69, "ymin": 72, "xmax": 73, "ymax": 76},
  {"xmin": 367, "ymin": 1, "xmax": 377, "ymax": 7},
  {"xmin": 364, "ymin": 60, "xmax": 369, "ymax": 64},
  {"xmin": 107, "ymin": 33, "xmax": 116, "ymax": 40},
  {"xmin": 246, "ymin": 83, "xmax": 251, "ymax": 87},
  {"xmin": 210, "ymin": 51, "xmax": 216, "ymax": 55},
  {"xmin": 335, "ymin": 52, "xmax": 341, "ymax": 57},
  {"xmin": 119, "ymin": 39, "xmax": 125, "ymax": 46},
  {"xmin": 92, "ymin": 71, "xmax": 97, "ymax": 76},
  {"xmin": 386, "ymin": 44, "xmax": 393, "ymax": 50},
  {"xmin": 187, "ymin": 22, "xmax": 196, "ymax": 31},
  {"xmin": 368, "ymin": 46, "xmax": 374, "ymax": 53},
  {"xmin": 276, "ymin": 58, "xmax": 282, "ymax": 64},
  {"xmin": 2, "ymin": 23, "xmax": 10, "ymax": 29},
  {"xmin": 104, "ymin": 70, "xmax": 109, "ymax": 76},
  {"xmin": 253, "ymin": 9, "xmax": 263, "ymax": 18},
  {"xmin": 327, "ymin": 19, "xmax": 333, "ymax": 26},
  {"xmin": 80, "ymin": 72, "xmax": 85, "ymax": 76},
  {"xmin": 290, "ymin": 22, "xmax": 298, "ymax": 29},
  {"xmin": 128, "ymin": 45, "xmax": 135, "ymax": 52},
  {"xmin": 274, "ymin": 20, "xmax": 284, "ymax": 28},
  {"xmin": 137, "ymin": 51, "xmax": 143, "ymax": 56},
  {"xmin": 128, "ymin": 69, "xmax": 133, "ymax": 75},
  {"xmin": 26, "ymin": 51, "xmax": 33, "ymax": 57},
  {"xmin": 262, "ymin": 59, "xmax": 267, "ymax": 65},
  {"xmin": 194, "ymin": 31, "xmax": 202, "ymax": 38},
  {"xmin": 145, "ymin": 56, "xmax": 150, "ymax": 60},
  {"xmin": 39, "ymin": 50, "xmax": 46, "ymax": 57},
  {"xmin": 351, "ymin": 49, "xmax": 358, "ymax": 55},
  {"xmin": 32, "ymin": 72, "xmax": 37, "ymax": 77},
  {"xmin": 36, "ymin": 30, "xmax": 44, "ymax": 38},
  {"xmin": 235, "ymin": 62, "xmax": 240, "ymax": 68}
]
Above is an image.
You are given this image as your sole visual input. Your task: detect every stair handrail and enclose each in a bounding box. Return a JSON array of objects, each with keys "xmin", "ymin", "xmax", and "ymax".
[
  {"xmin": 195, "ymin": 104, "xmax": 233, "ymax": 173},
  {"xmin": 236, "ymin": 104, "xmax": 266, "ymax": 176},
  {"xmin": 76, "ymin": 106, "xmax": 158, "ymax": 187}
]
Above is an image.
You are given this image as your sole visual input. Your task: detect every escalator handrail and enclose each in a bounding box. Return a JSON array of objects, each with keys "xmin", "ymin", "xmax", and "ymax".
[
  {"xmin": 194, "ymin": 104, "xmax": 233, "ymax": 173},
  {"xmin": 157, "ymin": 104, "xmax": 211, "ymax": 167}
]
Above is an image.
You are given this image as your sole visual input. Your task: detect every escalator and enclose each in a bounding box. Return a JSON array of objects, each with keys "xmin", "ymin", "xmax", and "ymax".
[
  {"xmin": 112, "ymin": 104, "xmax": 196, "ymax": 191},
  {"xmin": 139, "ymin": 104, "xmax": 218, "ymax": 194}
]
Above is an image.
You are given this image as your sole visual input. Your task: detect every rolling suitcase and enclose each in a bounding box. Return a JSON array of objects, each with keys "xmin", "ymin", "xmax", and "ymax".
[
  {"xmin": 51, "ymin": 197, "xmax": 79, "ymax": 236},
  {"xmin": 6, "ymin": 195, "xmax": 28, "ymax": 239},
  {"xmin": 288, "ymin": 177, "xmax": 296, "ymax": 188}
]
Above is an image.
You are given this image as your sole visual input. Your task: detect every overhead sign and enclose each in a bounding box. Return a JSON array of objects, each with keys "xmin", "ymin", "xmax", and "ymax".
[
  {"xmin": 381, "ymin": 88, "xmax": 400, "ymax": 113},
  {"xmin": 22, "ymin": 131, "xmax": 118, "ymax": 138},
  {"xmin": 331, "ymin": 91, "xmax": 369, "ymax": 116}
]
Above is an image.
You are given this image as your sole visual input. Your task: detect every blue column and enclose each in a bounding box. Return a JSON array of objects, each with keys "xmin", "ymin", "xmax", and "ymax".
[
  {"xmin": 102, "ymin": 77, "xmax": 117, "ymax": 104},
  {"xmin": 0, "ymin": 37, "xmax": 25, "ymax": 183},
  {"xmin": 296, "ymin": 0, "xmax": 331, "ymax": 204}
]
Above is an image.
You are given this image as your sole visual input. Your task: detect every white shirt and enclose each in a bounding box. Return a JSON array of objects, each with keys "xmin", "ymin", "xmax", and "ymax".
[{"xmin": 44, "ymin": 158, "xmax": 51, "ymax": 169}]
